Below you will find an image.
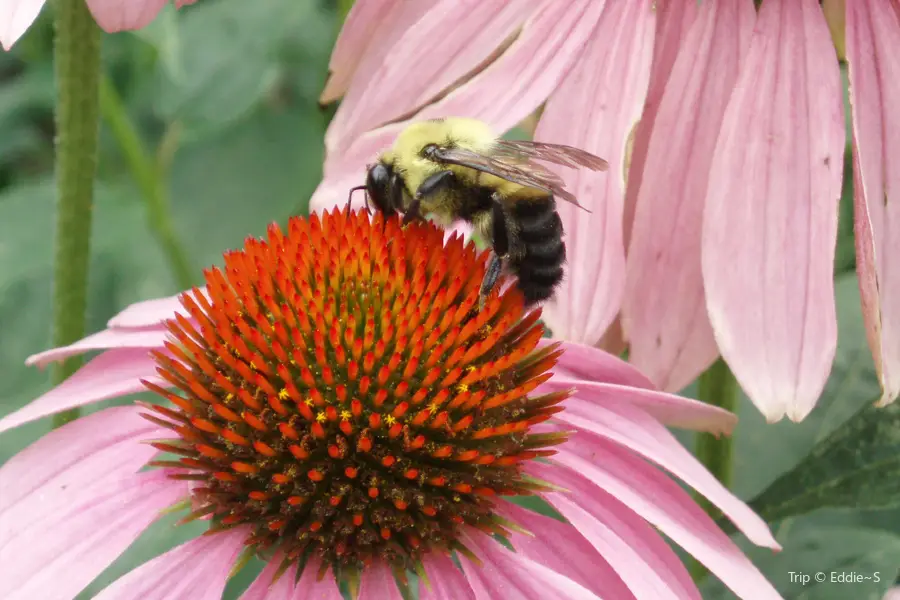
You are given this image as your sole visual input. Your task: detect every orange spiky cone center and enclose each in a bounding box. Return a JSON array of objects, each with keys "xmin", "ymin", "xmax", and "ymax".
[{"xmin": 142, "ymin": 208, "xmax": 569, "ymax": 572}]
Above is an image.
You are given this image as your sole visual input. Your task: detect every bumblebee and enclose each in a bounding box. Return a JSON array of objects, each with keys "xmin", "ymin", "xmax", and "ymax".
[{"xmin": 356, "ymin": 117, "xmax": 607, "ymax": 306}]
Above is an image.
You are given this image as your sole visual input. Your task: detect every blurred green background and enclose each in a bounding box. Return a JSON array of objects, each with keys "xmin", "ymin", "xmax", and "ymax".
[{"xmin": 0, "ymin": 1, "xmax": 898, "ymax": 598}]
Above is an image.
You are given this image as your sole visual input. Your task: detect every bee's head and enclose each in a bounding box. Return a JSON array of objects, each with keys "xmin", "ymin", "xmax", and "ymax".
[{"xmin": 365, "ymin": 161, "xmax": 401, "ymax": 217}]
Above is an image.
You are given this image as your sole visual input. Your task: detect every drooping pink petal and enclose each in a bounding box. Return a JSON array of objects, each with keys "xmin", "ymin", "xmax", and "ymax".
[
  {"xmin": 537, "ymin": 0, "xmax": 655, "ymax": 346},
  {"xmin": 240, "ymin": 559, "xmax": 297, "ymax": 600},
  {"xmin": 845, "ymin": 0, "xmax": 900, "ymax": 406},
  {"xmin": 541, "ymin": 339, "xmax": 655, "ymax": 389},
  {"xmin": 623, "ymin": 0, "xmax": 699, "ymax": 249},
  {"xmin": 94, "ymin": 527, "xmax": 248, "ymax": 600},
  {"xmin": 319, "ymin": 0, "xmax": 421, "ymax": 105},
  {"xmin": 622, "ymin": 0, "xmax": 756, "ymax": 392},
  {"xmin": 25, "ymin": 326, "xmax": 168, "ymax": 367},
  {"xmin": 85, "ymin": 0, "xmax": 167, "ymax": 33},
  {"xmin": 540, "ymin": 381, "xmax": 736, "ymax": 435},
  {"xmin": 325, "ymin": 0, "xmax": 538, "ymax": 155},
  {"xmin": 0, "ymin": 406, "xmax": 182, "ymax": 600},
  {"xmin": 311, "ymin": 0, "xmax": 608, "ymax": 214},
  {"xmin": 0, "ymin": 0, "xmax": 45, "ymax": 50},
  {"xmin": 701, "ymin": 0, "xmax": 844, "ymax": 422},
  {"xmin": 557, "ymin": 402, "xmax": 776, "ymax": 547},
  {"xmin": 107, "ymin": 292, "xmax": 192, "ymax": 329},
  {"xmin": 530, "ymin": 447, "xmax": 782, "ymax": 600},
  {"xmin": 459, "ymin": 534, "xmax": 601, "ymax": 600},
  {"xmin": 419, "ymin": 553, "xmax": 475, "ymax": 600},
  {"xmin": 357, "ymin": 562, "xmax": 403, "ymax": 599},
  {"xmin": 0, "ymin": 349, "xmax": 162, "ymax": 433},
  {"xmin": 540, "ymin": 492, "xmax": 700, "ymax": 600},
  {"xmin": 497, "ymin": 502, "xmax": 636, "ymax": 599}
]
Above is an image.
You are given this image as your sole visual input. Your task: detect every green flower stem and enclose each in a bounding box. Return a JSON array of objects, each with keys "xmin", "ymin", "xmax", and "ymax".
[
  {"xmin": 98, "ymin": 76, "xmax": 194, "ymax": 289},
  {"xmin": 690, "ymin": 358, "xmax": 740, "ymax": 582},
  {"xmin": 50, "ymin": 0, "xmax": 103, "ymax": 428}
]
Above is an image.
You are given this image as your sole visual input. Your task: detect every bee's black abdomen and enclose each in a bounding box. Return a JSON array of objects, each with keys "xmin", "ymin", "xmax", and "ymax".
[{"xmin": 508, "ymin": 198, "xmax": 566, "ymax": 305}]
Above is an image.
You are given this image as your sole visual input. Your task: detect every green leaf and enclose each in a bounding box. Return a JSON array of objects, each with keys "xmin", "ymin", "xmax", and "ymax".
[
  {"xmin": 152, "ymin": 0, "xmax": 333, "ymax": 138},
  {"xmin": 747, "ymin": 400, "xmax": 900, "ymax": 523},
  {"xmin": 701, "ymin": 515, "xmax": 900, "ymax": 600},
  {"xmin": 168, "ymin": 107, "xmax": 325, "ymax": 267}
]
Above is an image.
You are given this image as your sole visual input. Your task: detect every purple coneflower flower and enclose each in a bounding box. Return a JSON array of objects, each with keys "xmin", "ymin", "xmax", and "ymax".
[
  {"xmin": 1, "ymin": 209, "xmax": 780, "ymax": 598},
  {"xmin": 312, "ymin": 0, "xmax": 900, "ymax": 424}
]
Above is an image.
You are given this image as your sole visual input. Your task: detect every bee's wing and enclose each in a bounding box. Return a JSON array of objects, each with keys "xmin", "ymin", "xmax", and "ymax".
[
  {"xmin": 492, "ymin": 139, "xmax": 609, "ymax": 172},
  {"xmin": 429, "ymin": 142, "xmax": 605, "ymax": 211}
]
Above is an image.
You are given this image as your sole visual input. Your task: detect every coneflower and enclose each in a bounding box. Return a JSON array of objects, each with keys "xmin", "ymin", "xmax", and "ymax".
[{"xmin": 0, "ymin": 209, "xmax": 780, "ymax": 599}]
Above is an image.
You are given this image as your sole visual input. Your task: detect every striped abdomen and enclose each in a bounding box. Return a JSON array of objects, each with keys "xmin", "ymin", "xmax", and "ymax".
[{"xmin": 507, "ymin": 197, "xmax": 566, "ymax": 305}]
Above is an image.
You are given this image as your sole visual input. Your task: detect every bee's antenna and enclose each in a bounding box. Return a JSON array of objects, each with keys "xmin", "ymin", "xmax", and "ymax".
[{"xmin": 346, "ymin": 185, "xmax": 368, "ymax": 214}]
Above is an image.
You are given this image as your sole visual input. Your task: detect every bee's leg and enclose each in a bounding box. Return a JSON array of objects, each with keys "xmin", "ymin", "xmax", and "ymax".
[
  {"xmin": 346, "ymin": 185, "xmax": 367, "ymax": 213},
  {"xmin": 401, "ymin": 197, "xmax": 422, "ymax": 226},
  {"xmin": 403, "ymin": 170, "xmax": 457, "ymax": 226},
  {"xmin": 479, "ymin": 198, "xmax": 510, "ymax": 309},
  {"xmin": 479, "ymin": 253, "xmax": 504, "ymax": 309}
]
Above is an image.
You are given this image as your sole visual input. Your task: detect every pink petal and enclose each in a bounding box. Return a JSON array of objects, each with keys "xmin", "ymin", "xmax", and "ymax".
[
  {"xmin": 411, "ymin": 0, "xmax": 606, "ymax": 134},
  {"xmin": 459, "ymin": 533, "xmax": 601, "ymax": 600},
  {"xmin": 0, "ymin": 405, "xmax": 163, "ymax": 509},
  {"xmin": 419, "ymin": 553, "xmax": 475, "ymax": 600},
  {"xmin": 85, "ymin": 0, "xmax": 167, "ymax": 33},
  {"xmin": 319, "ymin": 0, "xmax": 421, "ymax": 105},
  {"xmin": 540, "ymin": 380, "xmax": 737, "ymax": 435},
  {"xmin": 0, "ymin": 407, "xmax": 182, "ymax": 600},
  {"xmin": 107, "ymin": 292, "xmax": 191, "ymax": 329},
  {"xmin": 622, "ymin": 0, "xmax": 756, "ymax": 392},
  {"xmin": 845, "ymin": 0, "xmax": 900, "ymax": 406},
  {"xmin": 540, "ymin": 492, "xmax": 700, "ymax": 600},
  {"xmin": 241, "ymin": 560, "xmax": 297, "ymax": 600},
  {"xmin": 325, "ymin": 0, "xmax": 538, "ymax": 154},
  {"xmin": 1, "ymin": 348, "xmax": 162, "ymax": 434},
  {"xmin": 94, "ymin": 527, "xmax": 248, "ymax": 600},
  {"xmin": 292, "ymin": 560, "xmax": 342, "ymax": 600},
  {"xmin": 623, "ymin": 0, "xmax": 699, "ymax": 248},
  {"xmin": 701, "ymin": 0, "xmax": 844, "ymax": 422},
  {"xmin": 312, "ymin": 0, "xmax": 608, "ymax": 214},
  {"xmin": 26, "ymin": 326, "xmax": 168, "ymax": 367},
  {"xmin": 1, "ymin": 471, "xmax": 184, "ymax": 600},
  {"xmin": 542, "ymin": 339, "xmax": 655, "ymax": 389},
  {"xmin": 556, "ymin": 401, "xmax": 776, "ymax": 547},
  {"xmin": 885, "ymin": 587, "xmax": 900, "ymax": 600},
  {"xmin": 497, "ymin": 502, "xmax": 635, "ymax": 599},
  {"xmin": 537, "ymin": 0, "xmax": 655, "ymax": 346},
  {"xmin": 530, "ymin": 448, "xmax": 782, "ymax": 600},
  {"xmin": 0, "ymin": 0, "xmax": 45, "ymax": 50},
  {"xmin": 358, "ymin": 561, "xmax": 402, "ymax": 599}
]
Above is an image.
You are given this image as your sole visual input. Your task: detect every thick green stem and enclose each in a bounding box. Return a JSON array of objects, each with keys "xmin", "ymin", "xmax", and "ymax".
[
  {"xmin": 690, "ymin": 358, "xmax": 740, "ymax": 581},
  {"xmin": 99, "ymin": 76, "xmax": 194, "ymax": 289},
  {"xmin": 50, "ymin": 0, "xmax": 102, "ymax": 428}
]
